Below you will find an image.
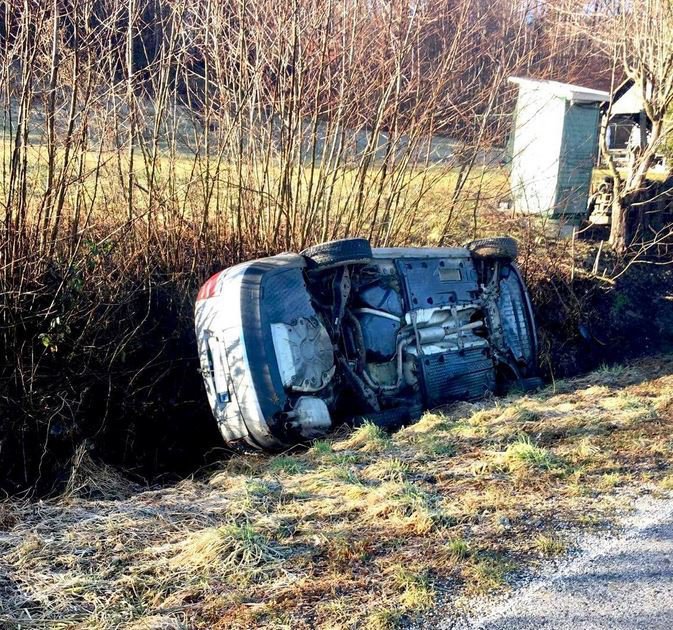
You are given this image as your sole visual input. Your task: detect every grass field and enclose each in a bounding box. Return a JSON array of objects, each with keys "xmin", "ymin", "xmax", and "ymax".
[
  {"xmin": 2, "ymin": 355, "xmax": 673, "ymax": 628},
  {"xmin": 2, "ymin": 133, "xmax": 511, "ymax": 249}
]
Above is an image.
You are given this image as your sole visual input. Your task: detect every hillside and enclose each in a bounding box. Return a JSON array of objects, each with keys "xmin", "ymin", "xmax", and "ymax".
[{"xmin": 2, "ymin": 355, "xmax": 673, "ymax": 629}]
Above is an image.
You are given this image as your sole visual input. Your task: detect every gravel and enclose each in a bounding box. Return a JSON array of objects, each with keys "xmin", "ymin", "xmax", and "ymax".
[{"xmin": 442, "ymin": 493, "xmax": 673, "ymax": 629}]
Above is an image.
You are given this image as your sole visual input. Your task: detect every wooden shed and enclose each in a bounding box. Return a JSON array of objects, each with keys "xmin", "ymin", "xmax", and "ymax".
[{"xmin": 508, "ymin": 77, "xmax": 609, "ymax": 220}]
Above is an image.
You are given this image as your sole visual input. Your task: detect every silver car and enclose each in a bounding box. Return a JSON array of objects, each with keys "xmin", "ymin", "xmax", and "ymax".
[{"xmin": 195, "ymin": 237, "xmax": 539, "ymax": 449}]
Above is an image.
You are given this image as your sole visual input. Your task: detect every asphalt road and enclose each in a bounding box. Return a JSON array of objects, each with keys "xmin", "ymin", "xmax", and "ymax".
[{"xmin": 446, "ymin": 495, "xmax": 673, "ymax": 630}]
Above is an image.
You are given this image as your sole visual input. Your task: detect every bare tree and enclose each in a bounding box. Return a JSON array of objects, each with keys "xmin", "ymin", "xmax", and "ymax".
[{"xmin": 567, "ymin": 0, "xmax": 673, "ymax": 252}]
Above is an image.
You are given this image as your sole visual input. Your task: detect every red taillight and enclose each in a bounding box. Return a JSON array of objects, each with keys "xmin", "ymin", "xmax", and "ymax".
[{"xmin": 197, "ymin": 272, "xmax": 223, "ymax": 301}]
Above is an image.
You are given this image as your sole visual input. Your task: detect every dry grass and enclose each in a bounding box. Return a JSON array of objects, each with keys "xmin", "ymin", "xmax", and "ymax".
[{"xmin": 3, "ymin": 354, "xmax": 673, "ymax": 628}]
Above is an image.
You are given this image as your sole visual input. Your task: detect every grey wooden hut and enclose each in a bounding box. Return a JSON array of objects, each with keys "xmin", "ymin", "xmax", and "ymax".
[{"xmin": 508, "ymin": 77, "xmax": 609, "ymax": 220}]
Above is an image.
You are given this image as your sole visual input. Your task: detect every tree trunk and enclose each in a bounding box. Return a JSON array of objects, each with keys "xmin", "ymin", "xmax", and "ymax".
[{"xmin": 609, "ymin": 193, "xmax": 628, "ymax": 254}]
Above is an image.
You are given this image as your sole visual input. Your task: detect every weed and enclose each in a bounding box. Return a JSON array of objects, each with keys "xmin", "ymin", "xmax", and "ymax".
[
  {"xmin": 329, "ymin": 465, "xmax": 364, "ymax": 485},
  {"xmin": 420, "ymin": 437, "xmax": 457, "ymax": 456},
  {"xmin": 596, "ymin": 363, "xmax": 628, "ymax": 380},
  {"xmin": 269, "ymin": 455, "xmax": 307, "ymax": 475},
  {"xmin": 468, "ymin": 408, "xmax": 500, "ymax": 425},
  {"xmin": 404, "ymin": 412, "xmax": 452, "ymax": 434},
  {"xmin": 599, "ymin": 472, "xmax": 623, "ymax": 489},
  {"xmin": 548, "ymin": 378, "xmax": 573, "ymax": 394},
  {"xmin": 309, "ymin": 439, "xmax": 360, "ymax": 465},
  {"xmin": 655, "ymin": 395, "xmax": 673, "ymax": 417},
  {"xmin": 366, "ymin": 482, "xmax": 438, "ymax": 533},
  {"xmin": 447, "ymin": 486, "xmax": 515, "ymax": 522},
  {"xmin": 447, "ymin": 419, "xmax": 488, "ymax": 440},
  {"xmin": 317, "ymin": 595, "xmax": 358, "ymax": 627},
  {"xmin": 309, "ymin": 440, "xmax": 334, "ymax": 458},
  {"xmin": 534, "ymin": 533, "xmax": 567, "ymax": 556},
  {"xmin": 344, "ymin": 422, "xmax": 392, "ymax": 453},
  {"xmin": 245, "ymin": 478, "xmax": 280, "ymax": 498},
  {"xmin": 478, "ymin": 435, "xmax": 562, "ymax": 475},
  {"xmin": 511, "ymin": 407, "xmax": 542, "ymax": 423},
  {"xmin": 392, "ymin": 566, "xmax": 436, "ymax": 611},
  {"xmin": 331, "ymin": 452, "xmax": 362, "ymax": 465},
  {"xmin": 326, "ymin": 534, "xmax": 373, "ymax": 565},
  {"xmin": 616, "ymin": 393, "xmax": 648, "ymax": 410},
  {"xmin": 368, "ymin": 482, "xmax": 430, "ymax": 517},
  {"xmin": 465, "ymin": 555, "xmax": 515, "ymax": 593},
  {"xmin": 574, "ymin": 438, "xmax": 600, "ymax": 459},
  {"xmin": 364, "ymin": 458, "xmax": 410, "ymax": 482},
  {"xmin": 445, "ymin": 537, "xmax": 471, "ymax": 560},
  {"xmin": 242, "ymin": 478, "xmax": 282, "ymax": 512},
  {"xmin": 169, "ymin": 522, "xmax": 282, "ymax": 578},
  {"xmin": 223, "ymin": 456, "xmax": 268, "ymax": 478},
  {"xmin": 506, "ymin": 436, "xmax": 559, "ymax": 470},
  {"xmin": 367, "ymin": 607, "xmax": 403, "ymax": 629},
  {"xmin": 578, "ymin": 513, "xmax": 604, "ymax": 527}
]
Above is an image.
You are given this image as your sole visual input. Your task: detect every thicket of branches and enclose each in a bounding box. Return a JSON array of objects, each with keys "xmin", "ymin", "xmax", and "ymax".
[{"xmin": 0, "ymin": 0, "xmax": 611, "ymax": 491}]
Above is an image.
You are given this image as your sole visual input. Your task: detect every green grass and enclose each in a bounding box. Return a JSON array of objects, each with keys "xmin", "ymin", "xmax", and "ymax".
[
  {"xmin": 392, "ymin": 566, "xmax": 436, "ymax": 611},
  {"xmin": 445, "ymin": 537, "xmax": 471, "ymax": 560},
  {"xmin": 344, "ymin": 421, "xmax": 392, "ymax": 453},
  {"xmin": 169, "ymin": 522, "xmax": 283, "ymax": 579},
  {"xmin": 309, "ymin": 439, "xmax": 334, "ymax": 458},
  {"xmin": 420, "ymin": 436, "xmax": 457, "ymax": 456},
  {"xmin": 268, "ymin": 455, "xmax": 307, "ymax": 475},
  {"xmin": 473, "ymin": 435, "xmax": 564, "ymax": 476},
  {"xmin": 466, "ymin": 555, "xmax": 516, "ymax": 593},
  {"xmin": 328, "ymin": 464, "xmax": 364, "ymax": 485},
  {"xmin": 595, "ymin": 362, "xmax": 629, "ymax": 379},
  {"xmin": 498, "ymin": 435, "xmax": 562, "ymax": 472},
  {"xmin": 364, "ymin": 458, "xmax": 410, "ymax": 482},
  {"xmin": 496, "ymin": 435, "xmax": 560, "ymax": 472},
  {"xmin": 534, "ymin": 533, "xmax": 567, "ymax": 556},
  {"xmin": 367, "ymin": 607, "xmax": 404, "ymax": 629}
]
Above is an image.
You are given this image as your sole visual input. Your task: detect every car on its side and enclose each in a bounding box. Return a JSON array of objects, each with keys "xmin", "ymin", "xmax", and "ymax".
[{"xmin": 195, "ymin": 237, "xmax": 539, "ymax": 449}]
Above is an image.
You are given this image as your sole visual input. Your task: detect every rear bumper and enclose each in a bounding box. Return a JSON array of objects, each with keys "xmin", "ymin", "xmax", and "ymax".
[
  {"xmin": 195, "ymin": 263, "xmax": 278, "ymax": 448},
  {"xmin": 195, "ymin": 254, "xmax": 313, "ymax": 449}
]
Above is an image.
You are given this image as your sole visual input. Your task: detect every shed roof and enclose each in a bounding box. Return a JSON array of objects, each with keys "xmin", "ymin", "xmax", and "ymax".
[
  {"xmin": 607, "ymin": 78, "xmax": 649, "ymax": 115},
  {"xmin": 509, "ymin": 76, "xmax": 610, "ymax": 103}
]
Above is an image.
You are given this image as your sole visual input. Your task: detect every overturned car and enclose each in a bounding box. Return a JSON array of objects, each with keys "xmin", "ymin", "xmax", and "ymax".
[{"xmin": 195, "ymin": 237, "xmax": 539, "ymax": 449}]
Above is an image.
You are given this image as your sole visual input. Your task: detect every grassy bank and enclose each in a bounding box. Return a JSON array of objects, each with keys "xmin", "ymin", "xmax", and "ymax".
[
  {"xmin": 2, "ymin": 355, "xmax": 673, "ymax": 628},
  {"xmin": 4, "ymin": 210, "xmax": 673, "ymax": 494}
]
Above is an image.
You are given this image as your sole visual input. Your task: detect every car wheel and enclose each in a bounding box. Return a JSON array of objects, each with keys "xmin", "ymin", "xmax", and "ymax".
[
  {"xmin": 302, "ymin": 238, "xmax": 373, "ymax": 268},
  {"xmin": 466, "ymin": 236, "xmax": 518, "ymax": 261}
]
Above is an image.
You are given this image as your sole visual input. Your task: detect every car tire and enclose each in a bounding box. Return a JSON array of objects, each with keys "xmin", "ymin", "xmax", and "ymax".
[
  {"xmin": 302, "ymin": 238, "xmax": 373, "ymax": 268},
  {"xmin": 466, "ymin": 236, "xmax": 518, "ymax": 261}
]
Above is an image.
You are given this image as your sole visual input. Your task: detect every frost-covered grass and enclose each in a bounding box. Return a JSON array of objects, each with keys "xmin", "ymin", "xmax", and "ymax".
[{"xmin": 2, "ymin": 355, "xmax": 673, "ymax": 629}]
